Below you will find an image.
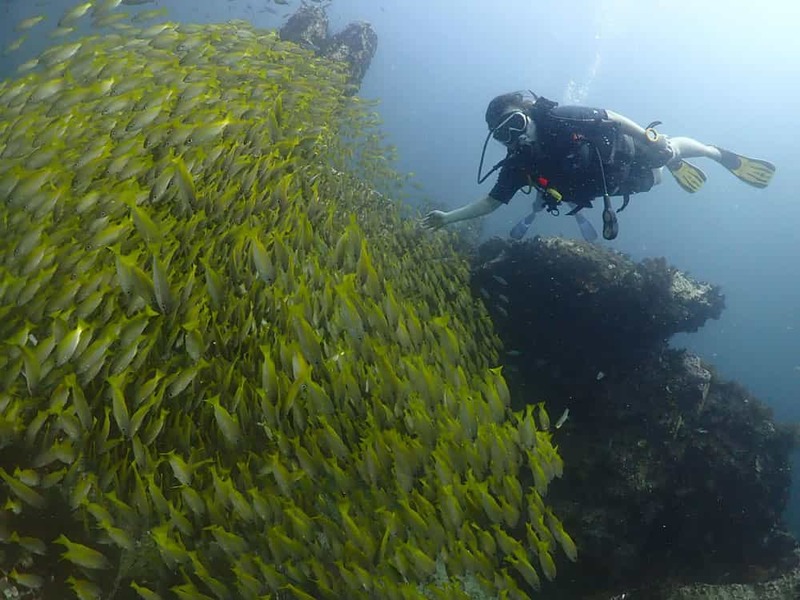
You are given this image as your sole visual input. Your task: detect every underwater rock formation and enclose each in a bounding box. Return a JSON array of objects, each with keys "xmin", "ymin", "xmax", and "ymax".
[
  {"xmin": 473, "ymin": 236, "xmax": 725, "ymax": 382},
  {"xmin": 278, "ymin": 5, "xmax": 330, "ymax": 51},
  {"xmin": 588, "ymin": 564, "xmax": 800, "ymax": 599},
  {"xmin": 656, "ymin": 565, "xmax": 800, "ymax": 599},
  {"xmin": 323, "ymin": 21, "xmax": 379, "ymax": 91},
  {"xmin": 279, "ymin": 5, "xmax": 378, "ymax": 92},
  {"xmin": 471, "ymin": 236, "xmax": 800, "ymax": 597}
]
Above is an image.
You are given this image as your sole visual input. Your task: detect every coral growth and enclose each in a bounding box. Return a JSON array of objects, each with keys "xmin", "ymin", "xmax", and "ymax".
[{"xmin": 471, "ymin": 236, "xmax": 799, "ymax": 597}]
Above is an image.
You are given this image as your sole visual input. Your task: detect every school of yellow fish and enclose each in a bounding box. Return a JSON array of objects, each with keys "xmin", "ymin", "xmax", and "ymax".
[{"xmin": 0, "ymin": 2, "xmax": 575, "ymax": 599}]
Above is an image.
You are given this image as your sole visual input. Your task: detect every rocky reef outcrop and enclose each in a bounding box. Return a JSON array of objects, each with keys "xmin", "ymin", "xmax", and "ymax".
[
  {"xmin": 471, "ymin": 236, "xmax": 800, "ymax": 599},
  {"xmin": 279, "ymin": 5, "xmax": 378, "ymax": 93},
  {"xmin": 656, "ymin": 566, "xmax": 800, "ymax": 599},
  {"xmin": 473, "ymin": 236, "xmax": 725, "ymax": 380}
]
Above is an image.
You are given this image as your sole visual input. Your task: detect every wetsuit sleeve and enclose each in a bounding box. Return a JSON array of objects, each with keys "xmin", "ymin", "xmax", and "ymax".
[{"xmin": 489, "ymin": 163, "xmax": 530, "ymax": 204}]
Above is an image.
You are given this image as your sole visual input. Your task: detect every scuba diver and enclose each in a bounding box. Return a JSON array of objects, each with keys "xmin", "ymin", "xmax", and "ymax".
[{"xmin": 421, "ymin": 90, "xmax": 776, "ymax": 240}]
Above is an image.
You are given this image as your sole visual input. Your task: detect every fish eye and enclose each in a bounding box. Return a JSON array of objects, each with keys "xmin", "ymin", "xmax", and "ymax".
[{"xmin": 185, "ymin": 137, "xmax": 193, "ymax": 145}]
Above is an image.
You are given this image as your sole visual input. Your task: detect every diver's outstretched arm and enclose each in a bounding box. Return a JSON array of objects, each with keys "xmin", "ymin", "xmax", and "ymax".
[{"xmin": 422, "ymin": 195, "xmax": 503, "ymax": 230}]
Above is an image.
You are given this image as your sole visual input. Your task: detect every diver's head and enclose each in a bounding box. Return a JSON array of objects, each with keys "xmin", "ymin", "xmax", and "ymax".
[{"xmin": 485, "ymin": 91, "xmax": 537, "ymax": 148}]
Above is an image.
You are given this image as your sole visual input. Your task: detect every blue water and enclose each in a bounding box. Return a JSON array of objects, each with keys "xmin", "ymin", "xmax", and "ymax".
[{"xmin": 2, "ymin": 0, "xmax": 799, "ymax": 532}]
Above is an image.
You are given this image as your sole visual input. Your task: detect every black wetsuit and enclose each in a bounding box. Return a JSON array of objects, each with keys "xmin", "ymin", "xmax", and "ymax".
[{"xmin": 490, "ymin": 105, "xmax": 659, "ymax": 209}]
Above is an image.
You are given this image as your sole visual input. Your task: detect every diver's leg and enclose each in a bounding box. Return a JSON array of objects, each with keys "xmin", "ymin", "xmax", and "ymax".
[
  {"xmin": 668, "ymin": 136, "xmax": 775, "ymax": 188},
  {"xmin": 605, "ymin": 110, "xmax": 650, "ymax": 138},
  {"xmin": 606, "ymin": 110, "xmax": 707, "ymax": 192},
  {"xmin": 669, "ymin": 137, "xmax": 775, "ymax": 188},
  {"xmin": 608, "ymin": 108, "xmax": 775, "ymax": 188},
  {"xmin": 660, "ymin": 140, "xmax": 707, "ymax": 193},
  {"xmin": 665, "ymin": 137, "xmax": 721, "ymax": 163},
  {"xmin": 659, "ymin": 137, "xmax": 713, "ymax": 193}
]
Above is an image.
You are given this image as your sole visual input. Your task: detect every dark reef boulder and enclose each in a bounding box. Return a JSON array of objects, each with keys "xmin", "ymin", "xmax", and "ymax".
[
  {"xmin": 654, "ymin": 566, "xmax": 800, "ymax": 599},
  {"xmin": 553, "ymin": 352, "xmax": 799, "ymax": 595},
  {"xmin": 279, "ymin": 6, "xmax": 377, "ymax": 92},
  {"xmin": 472, "ymin": 236, "xmax": 725, "ymax": 382},
  {"xmin": 471, "ymin": 236, "xmax": 800, "ymax": 598},
  {"xmin": 321, "ymin": 21, "xmax": 378, "ymax": 91},
  {"xmin": 278, "ymin": 5, "xmax": 329, "ymax": 52}
]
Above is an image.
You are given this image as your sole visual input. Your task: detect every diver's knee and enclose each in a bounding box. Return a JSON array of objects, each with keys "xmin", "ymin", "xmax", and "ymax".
[{"xmin": 658, "ymin": 136, "xmax": 678, "ymax": 162}]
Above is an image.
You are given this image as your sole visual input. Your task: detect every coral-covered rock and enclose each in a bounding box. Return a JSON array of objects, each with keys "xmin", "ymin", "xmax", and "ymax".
[
  {"xmin": 658, "ymin": 564, "xmax": 800, "ymax": 599},
  {"xmin": 321, "ymin": 21, "xmax": 378, "ymax": 91},
  {"xmin": 278, "ymin": 5, "xmax": 329, "ymax": 52},
  {"xmin": 471, "ymin": 236, "xmax": 799, "ymax": 597},
  {"xmin": 552, "ymin": 351, "xmax": 799, "ymax": 592},
  {"xmin": 279, "ymin": 6, "xmax": 377, "ymax": 93},
  {"xmin": 472, "ymin": 236, "xmax": 725, "ymax": 382}
]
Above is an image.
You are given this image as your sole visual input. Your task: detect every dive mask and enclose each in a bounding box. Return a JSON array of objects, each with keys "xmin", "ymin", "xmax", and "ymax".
[{"xmin": 491, "ymin": 111, "xmax": 530, "ymax": 145}]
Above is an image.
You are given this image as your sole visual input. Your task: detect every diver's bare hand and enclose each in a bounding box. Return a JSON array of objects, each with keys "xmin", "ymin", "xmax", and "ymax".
[{"xmin": 421, "ymin": 210, "xmax": 448, "ymax": 230}]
